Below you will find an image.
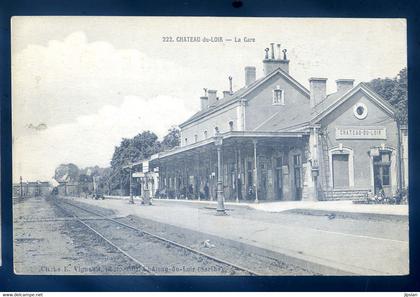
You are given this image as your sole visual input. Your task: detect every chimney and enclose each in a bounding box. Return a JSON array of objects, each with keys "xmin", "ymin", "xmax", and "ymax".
[
  {"xmin": 336, "ymin": 79, "xmax": 354, "ymax": 93},
  {"xmin": 270, "ymin": 43, "xmax": 275, "ymax": 59},
  {"xmin": 207, "ymin": 89, "xmax": 218, "ymax": 106},
  {"xmin": 200, "ymin": 96, "xmax": 208, "ymax": 110},
  {"xmin": 223, "ymin": 91, "xmax": 231, "ymax": 98},
  {"xmin": 309, "ymin": 78, "xmax": 327, "ymax": 108},
  {"xmin": 263, "ymin": 43, "xmax": 290, "ymax": 75},
  {"xmin": 245, "ymin": 66, "xmax": 256, "ymax": 86}
]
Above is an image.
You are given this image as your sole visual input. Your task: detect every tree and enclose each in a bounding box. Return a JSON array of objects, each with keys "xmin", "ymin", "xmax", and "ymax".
[
  {"xmin": 367, "ymin": 68, "xmax": 407, "ymax": 124},
  {"xmin": 97, "ymin": 167, "xmax": 113, "ymax": 195},
  {"xmin": 54, "ymin": 163, "xmax": 80, "ymax": 183},
  {"xmin": 70, "ymin": 128, "xmax": 180, "ymax": 196},
  {"xmin": 392, "ymin": 68, "xmax": 408, "ymax": 124},
  {"xmin": 78, "ymin": 174, "xmax": 92, "ymax": 183},
  {"xmin": 161, "ymin": 127, "xmax": 180, "ymax": 151},
  {"xmin": 78, "ymin": 173, "xmax": 92, "ymax": 194},
  {"xmin": 109, "ymin": 131, "xmax": 161, "ymax": 194}
]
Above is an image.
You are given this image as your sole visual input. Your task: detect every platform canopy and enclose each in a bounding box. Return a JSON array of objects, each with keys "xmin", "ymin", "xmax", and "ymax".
[{"xmin": 148, "ymin": 130, "xmax": 309, "ymax": 166}]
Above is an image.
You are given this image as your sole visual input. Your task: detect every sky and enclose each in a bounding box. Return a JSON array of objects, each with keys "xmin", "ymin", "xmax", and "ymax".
[{"xmin": 11, "ymin": 17, "xmax": 407, "ymax": 182}]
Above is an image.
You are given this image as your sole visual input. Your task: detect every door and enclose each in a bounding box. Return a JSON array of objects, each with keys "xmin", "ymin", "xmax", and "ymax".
[
  {"xmin": 275, "ymin": 157, "xmax": 283, "ymax": 200},
  {"xmin": 293, "ymin": 154, "xmax": 302, "ymax": 200},
  {"xmin": 373, "ymin": 151, "xmax": 391, "ymax": 195},
  {"xmin": 229, "ymin": 162, "xmax": 236, "ymax": 200},
  {"xmin": 246, "ymin": 160, "xmax": 254, "ymax": 199},
  {"xmin": 259, "ymin": 158, "xmax": 267, "ymax": 200},
  {"xmin": 332, "ymin": 154, "xmax": 349, "ymax": 188}
]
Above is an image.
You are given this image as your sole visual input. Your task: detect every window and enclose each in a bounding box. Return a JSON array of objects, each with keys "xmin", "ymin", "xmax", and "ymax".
[
  {"xmin": 224, "ymin": 164, "xmax": 228, "ymax": 188},
  {"xmin": 247, "ymin": 161, "xmax": 253, "ymax": 187},
  {"xmin": 293, "ymin": 154, "xmax": 302, "ymax": 200},
  {"xmin": 382, "ymin": 166, "xmax": 390, "ymax": 186},
  {"xmin": 293, "ymin": 154, "xmax": 302, "ymax": 188},
  {"xmin": 353, "ymin": 102, "xmax": 368, "ymax": 119},
  {"xmin": 276, "ymin": 157, "xmax": 283, "ymax": 168},
  {"xmin": 184, "ymin": 138, "xmax": 188, "ymax": 145},
  {"xmin": 204, "ymin": 130, "xmax": 208, "ymax": 139},
  {"xmin": 229, "ymin": 121, "xmax": 234, "ymax": 131},
  {"xmin": 194, "ymin": 134, "xmax": 198, "ymax": 142},
  {"xmin": 275, "ymin": 157, "xmax": 283, "ymax": 200},
  {"xmin": 373, "ymin": 151, "xmax": 391, "ymax": 190},
  {"xmin": 272, "ymin": 86, "xmax": 284, "ymax": 105}
]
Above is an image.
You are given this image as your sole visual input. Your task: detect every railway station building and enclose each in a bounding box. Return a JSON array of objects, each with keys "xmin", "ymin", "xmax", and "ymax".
[
  {"xmin": 141, "ymin": 44, "xmax": 408, "ymax": 202},
  {"xmin": 13, "ymin": 181, "xmax": 51, "ymax": 198}
]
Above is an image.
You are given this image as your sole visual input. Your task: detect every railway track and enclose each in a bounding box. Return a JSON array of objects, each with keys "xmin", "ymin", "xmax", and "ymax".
[{"xmin": 53, "ymin": 198, "xmax": 261, "ymax": 276}]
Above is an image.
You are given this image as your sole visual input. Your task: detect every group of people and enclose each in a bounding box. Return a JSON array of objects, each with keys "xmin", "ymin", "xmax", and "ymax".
[
  {"xmin": 154, "ymin": 177, "xmax": 258, "ymax": 201},
  {"xmin": 155, "ymin": 183, "xmax": 210, "ymax": 200}
]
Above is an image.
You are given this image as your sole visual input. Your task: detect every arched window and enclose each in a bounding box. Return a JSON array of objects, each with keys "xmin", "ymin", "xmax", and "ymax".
[{"xmin": 229, "ymin": 121, "xmax": 234, "ymax": 131}]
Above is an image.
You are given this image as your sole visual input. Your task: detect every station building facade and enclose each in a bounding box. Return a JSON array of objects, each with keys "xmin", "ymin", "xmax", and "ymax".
[
  {"xmin": 143, "ymin": 45, "xmax": 408, "ymax": 202},
  {"xmin": 13, "ymin": 181, "xmax": 51, "ymax": 197}
]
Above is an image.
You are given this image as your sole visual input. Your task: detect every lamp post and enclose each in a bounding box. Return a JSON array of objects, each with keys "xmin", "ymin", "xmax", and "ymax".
[{"xmin": 214, "ymin": 133, "xmax": 226, "ymax": 215}]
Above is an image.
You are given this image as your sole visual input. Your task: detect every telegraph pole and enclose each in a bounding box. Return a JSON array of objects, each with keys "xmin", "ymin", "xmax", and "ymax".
[
  {"xmin": 93, "ymin": 175, "xmax": 98, "ymax": 197},
  {"xmin": 120, "ymin": 178, "xmax": 123, "ymax": 196},
  {"xmin": 20, "ymin": 176, "xmax": 23, "ymax": 198}
]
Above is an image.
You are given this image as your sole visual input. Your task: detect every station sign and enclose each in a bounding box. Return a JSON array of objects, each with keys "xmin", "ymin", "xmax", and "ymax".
[{"xmin": 335, "ymin": 126, "xmax": 386, "ymax": 140}]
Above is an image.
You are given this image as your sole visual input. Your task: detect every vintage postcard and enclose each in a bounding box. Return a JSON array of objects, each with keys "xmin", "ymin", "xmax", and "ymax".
[{"xmin": 12, "ymin": 16, "xmax": 408, "ymax": 275}]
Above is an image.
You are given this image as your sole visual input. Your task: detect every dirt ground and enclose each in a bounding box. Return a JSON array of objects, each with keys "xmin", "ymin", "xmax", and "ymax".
[
  {"xmin": 66, "ymin": 199, "xmax": 339, "ymax": 275},
  {"xmin": 67, "ymin": 196, "xmax": 409, "ymax": 275},
  {"xmin": 118, "ymin": 215, "xmax": 341, "ymax": 275},
  {"xmin": 14, "ymin": 196, "xmax": 147, "ymax": 275},
  {"xmin": 156, "ymin": 200, "xmax": 408, "ymax": 242},
  {"xmin": 13, "ymin": 196, "xmax": 343, "ymax": 275}
]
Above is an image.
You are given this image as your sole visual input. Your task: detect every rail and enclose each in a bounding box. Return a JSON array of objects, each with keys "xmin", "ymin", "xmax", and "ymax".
[{"xmin": 57, "ymin": 198, "xmax": 261, "ymax": 276}]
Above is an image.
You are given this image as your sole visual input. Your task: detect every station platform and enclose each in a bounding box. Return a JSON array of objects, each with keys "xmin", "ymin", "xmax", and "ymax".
[
  {"xmin": 104, "ymin": 195, "xmax": 409, "ymax": 217},
  {"xmin": 68, "ymin": 195, "xmax": 409, "ymax": 275}
]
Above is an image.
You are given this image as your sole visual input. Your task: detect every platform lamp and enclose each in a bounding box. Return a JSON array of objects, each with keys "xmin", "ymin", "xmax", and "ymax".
[{"xmin": 214, "ymin": 132, "xmax": 227, "ymax": 215}]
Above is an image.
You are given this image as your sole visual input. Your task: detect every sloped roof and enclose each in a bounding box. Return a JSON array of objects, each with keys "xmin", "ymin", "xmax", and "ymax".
[
  {"xmin": 178, "ymin": 63, "xmax": 395, "ymax": 133},
  {"xmin": 256, "ymin": 82, "xmax": 397, "ymax": 132},
  {"xmin": 180, "ymin": 76, "xmax": 265, "ymax": 127},
  {"xmin": 310, "ymin": 82, "xmax": 396, "ymax": 124},
  {"xmin": 252, "ymin": 104, "xmax": 312, "ymax": 132},
  {"xmin": 179, "ymin": 67, "xmax": 310, "ymax": 128},
  {"xmin": 149, "ymin": 130, "xmax": 309, "ymax": 161},
  {"xmin": 312, "ymin": 91, "xmax": 343, "ymax": 116}
]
